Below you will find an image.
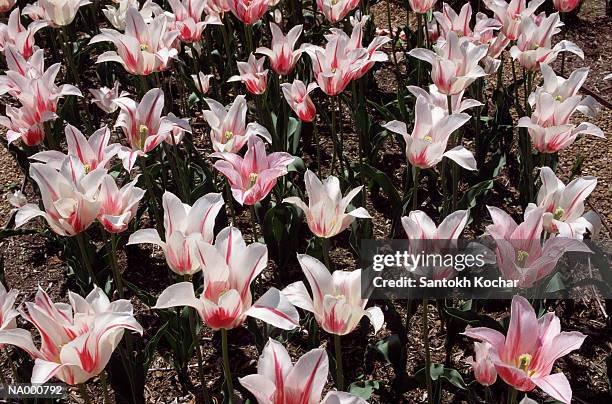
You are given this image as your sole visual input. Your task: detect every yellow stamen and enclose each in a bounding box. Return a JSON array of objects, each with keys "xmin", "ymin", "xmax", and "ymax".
[
  {"xmin": 517, "ymin": 353, "xmax": 532, "ymax": 371},
  {"xmin": 516, "ymin": 250, "xmax": 529, "ymax": 266},
  {"xmin": 423, "ymin": 135, "xmax": 433, "ymax": 142},
  {"xmin": 553, "ymin": 207, "xmax": 565, "ymax": 220},
  {"xmin": 224, "ymin": 130, "xmax": 234, "ymax": 142},
  {"xmin": 140, "ymin": 43, "xmax": 149, "ymax": 51},
  {"xmin": 248, "ymin": 172, "xmax": 258, "ymax": 188}
]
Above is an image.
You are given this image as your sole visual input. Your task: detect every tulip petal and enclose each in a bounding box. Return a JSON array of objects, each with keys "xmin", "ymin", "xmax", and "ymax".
[
  {"xmin": 443, "ymin": 146, "xmax": 477, "ymax": 171},
  {"xmin": 247, "ymin": 287, "xmax": 300, "ymax": 330},
  {"xmin": 282, "ymin": 281, "xmax": 315, "ymax": 313},
  {"xmin": 321, "ymin": 391, "xmax": 368, "ymax": 404},
  {"xmin": 284, "ymin": 348, "xmax": 328, "ymax": 404},
  {"xmin": 127, "ymin": 228, "xmax": 165, "ymax": 248},
  {"xmin": 365, "ymin": 306, "xmax": 385, "ymax": 333},
  {"xmin": 153, "ymin": 282, "xmax": 204, "ymax": 312},
  {"xmin": 239, "ymin": 374, "xmax": 276, "ymax": 404},
  {"xmin": 533, "ymin": 372, "xmax": 572, "ymax": 404}
]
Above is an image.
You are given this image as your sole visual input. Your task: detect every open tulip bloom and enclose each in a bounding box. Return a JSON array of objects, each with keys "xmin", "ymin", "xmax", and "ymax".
[
  {"xmin": 98, "ymin": 175, "xmax": 146, "ymax": 233},
  {"xmin": 240, "ymin": 338, "xmax": 367, "ymax": 404},
  {"xmin": 167, "ymin": 0, "xmax": 222, "ymax": 43},
  {"xmin": 23, "ymin": 0, "xmax": 92, "ymax": 27},
  {"xmin": 281, "ymin": 79, "xmax": 318, "ymax": 123},
  {"xmin": 227, "ymin": 0, "xmax": 269, "ymax": 25},
  {"xmin": 0, "ymin": 286, "xmax": 143, "ymax": 385},
  {"xmin": 128, "ymin": 191, "xmax": 224, "ymax": 275},
  {"xmin": 283, "ymin": 170, "xmax": 371, "ymax": 239},
  {"xmin": 0, "ymin": 8, "xmax": 47, "ymax": 59},
  {"xmin": 256, "ymin": 23, "xmax": 304, "ymax": 76},
  {"xmin": 283, "ymin": 254, "xmax": 384, "ymax": 336},
  {"xmin": 154, "ymin": 226, "xmax": 300, "ymax": 330},
  {"xmin": 0, "ymin": 283, "xmax": 19, "ymax": 345},
  {"xmin": 463, "ymin": 295, "xmax": 586, "ymax": 404},
  {"xmin": 484, "ymin": 0, "xmax": 545, "ymax": 41},
  {"xmin": 89, "ymin": 81, "xmax": 129, "ymax": 114},
  {"xmin": 316, "ymin": 0, "xmax": 360, "ymax": 24},
  {"xmin": 228, "ymin": 53, "xmax": 269, "ymax": 95},
  {"xmin": 103, "ymin": 0, "xmax": 164, "ymax": 31}
]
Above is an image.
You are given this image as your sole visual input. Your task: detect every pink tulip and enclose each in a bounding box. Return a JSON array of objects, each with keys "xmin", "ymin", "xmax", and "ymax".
[
  {"xmin": 517, "ymin": 65, "xmax": 603, "ymax": 153},
  {"xmin": 466, "ymin": 341, "xmax": 498, "ymax": 386},
  {"xmin": 525, "ymin": 167, "xmax": 599, "ymax": 239},
  {"xmin": 202, "ymin": 95, "xmax": 272, "ymax": 153},
  {"xmin": 509, "ymin": 12, "xmax": 583, "ymax": 71},
  {"xmin": 409, "ymin": 32, "xmax": 488, "ymax": 95},
  {"xmin": 256, "ymin": 23, "xmax": 304, "ymax": 76},
  {"xmin": 23, "ymin": 0, "xmax": 92, "ymax": 27},
  {"xmin": 484, "ymin": 0, "xmax": 545, "ymax": 41},
  {"xmin": 154, "ymin": 226, "xmax": 300, "ymax": 330},
  {"xmin": 103, "ymin": 0, "xmax": 163, "ymax": 31},
  {"xmin": 283, "ymin": 170, "xmax": 371, "ymax": 238},
  {"xmin": 283, "ymin": 254, "xmax": 384, "ymax": 335},
  {"xmin": 167, "ymin": 0, "xmax": 222, "ymax": 43},
  {"xmin": 0, "ymin": 0, "xmax": 16, "ymax": 13},
  {"xmin": 89, "ymin": 81, "xmax": 129, "ymax": 114},
  {"xmin": 240, "ymin": 338, "xmax": 368, "ymax": 404},
  {"xmin": 0, "ymin": 8, "xmax": 46, "ymax": 59},
  {"xmin": 90, "ymin": 7, "xmax": 179, "ymax": 76},
  {"xmin": 192, "ymin": 72, "xmax": 213, "ymax": 94},
  {"xmin": 211, "ymin": 136, "xmax": 294, "ymax": 206},
  {"xmin": 0, "ymin": 283, "xmax": 19, "ymax": 350},
  {"xmin": 98, "ymin": 175, "xmax": 146, "ymax": 233},
  {"xmin": 409, "ymin": 0, "xmax": 437, "ymax": 14},
  {"xmin": 553, "ymin": 0, "xmax": 581, "ymax": 13},
  {"xmin": 203, "ymin": 0, "xmax": 230, "ymax": 15},
  {"xmin": 31, "ymin": 124, "xmax": 121, "ymax": 172},
  {"xmin": 128, "ymin": 191, "xmax": 224, "ymax": 275},
  {"xmin": 113, "ymin": 88, "xmax": 191, "ymax": 171},
  {"xmin": 407, "ymin": 84, "xmax": 482, "ymax": 115},
  {"xmin": 463, "ymin": 295, "xmax": 586, "ymax": 403},
  {"xmin": 228, "ymin": 53, "xmax": 269, "ymax": 95},
  {"xmin": 383, "ymin": 95, "xmax": 475, "ymax": 170},
  {"xmin": 340, "ymin": 14, "xmax": 391, "ymax": 79},
  {"xmin": 434, "ymin": 2, "xmax": 474, "ymax": 38},
  {"xmin": 316, "ymin": 0, "xmax": 360, "ymax": 23},
  {"xmin": 227, "ymin": 0, "xmax": 269, "ymax": 24},
  {"xmin": 281, "ymin": 80, "xmax": 318, "ymax": 123},
  {"xmin": 0, "ymin": 286, "xmax": 143, "ymax": 385},
  {"xmin": 486, "ymin": 206, "xmax": 591, "ymax": 288},
  {"xmin": 15, "ymin": 156, "xmax": 105, "ymax": 236},
  {"xmin": 0, "ymin": 104, "xmax": 49, "ymax": 146}
]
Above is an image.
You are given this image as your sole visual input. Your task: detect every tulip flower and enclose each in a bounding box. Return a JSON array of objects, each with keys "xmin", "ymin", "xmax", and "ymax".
[
  {"xmin": 466, "ymin": 341, "xmax": 497, "ymax": 386},
  {"xmin": 484, "ymin": 0, "xmax": 545, "ymax": 41},
  {"xmin": 89, "ymin": 81, "xmax": 129, "ymax": 114},
  {"xmin": 211, "ymin": 136, "xmax": 294, "ymax": 206},
  {"xmin": 167, "ymin": 0, "xmax": 222, "ymax": 43},
  {"xmin": 402, "ymin": 209, "xmax": 469, "ymax": 241},
  {"xmin": 509, "ymin": 12, "xmax": 583, "ymax": 71},
  {"xmin": 128, "ymin": 191, "xmax": 224, "ymax": 275},
  {"xmin": 256, "ymin": 23, "xmax": 303, "ymax": 75},
  {"xmin": 486, "ymin": 206, "xmax": 591, "ymax": 288},
  {"xmin": 227, "ymin": 0, "xmax": 269, "ymax": 24},
  {"xmin": 383, "ymin": 95, "xmax": 475, "ymax": 170},
  {"xmin": 316, "ymin": 0, "xmax": 360, "ymax": 24},
  {"xmin": 31, "ymin": 125, "xmax": 121, "ymax": 171},
  {"xmin": 283, "ymin": 254, "xmax": 384, "ymax": 335},
  {"xmin": 0, "ymin": 104, "xmax": 49, "ymax": 146},
  {"xmin": 281, "ymin": 80, "xmax": 318, "ymax": 122},
  {"xmin": 525, "ymin": 167, "xmax": 600, "ymax": 239},
  {"xmin": 98, "ymin": 175, "xmax": 146, "ymax": 233},
  {"xmin": 154, "ymin": 226, "xmax": 300, "ymax": 330},
  {"xmin": 15, "ymin": 156, "xmax": 105, "ymax": 236},
  {"xmin": 463, "ymin": 295, "xmax": 586, "ymax": 403},
  {"xmin": 407, "ymin": 84, "xmax": 482, "ymax": 115},
  {"xmin": 434, "ymin": 3, "xmax": 502, "ymax": 44},
  {"xmin": 283, "ymin": 170, "xmax": 371, "ymax": 238},
  {"xmin": 338, "ymin": 14, "xmax": 391, "ymax": 79},
  {"xmin": 409, "ymin": 0, "xmax": 437, "ymax": 14},
  {"xmin": 228, "ymin": 53, "xmax": 269, "ymax": 95},
  {"xmin": 192, "ymin": 72, "xmax": 213, "ymax": 94},
  {"xmin": 0, "ymin": 0, "xmax": 15, "ymax": 12},
  {"xmin": 0, "ymin": 286, "xmax": 143, "ymax": 385},
  {"xmin": 103, "ymin": 0, "xmax": 163, "ymax": 31},
  {"xmin": 553, "ymin": 0, "xmax": 581, "ymax": 13},
  {"xmin": 240, "ymin": 338, "xmax": 368, "ymax": 404},
  {"xmin": 113, "ymin": 88, "xmax": 191, "ymax": 171},
  {"xmin": 202, "ymin": 95, "xmax": 272, "ymax": 153},
  {"xmin": 0, "ymin": 8, "xmax": 46, "ymax": 59},
  {"xmin": 90, "ymin": 7, "xmax": 179, "ymax": 76},
  {"xmin": 409, "ymin": 31, "xmax": 488, "ymax": 95},
  {"xmin": 0, "ymin": 283, "xmax": 19, "ymax": 349},
  {"xmin": 23, "ymin": 0, "xmax": 92, "ymax": 27},
  {"xmin": 203, "ymin": 0, "xmax": 230, "ymax": 15}
]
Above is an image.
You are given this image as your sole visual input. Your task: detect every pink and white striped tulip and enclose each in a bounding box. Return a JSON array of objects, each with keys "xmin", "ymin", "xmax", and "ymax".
[
  {"xmin": 553, "ymin": 0, "xmax": 581, "ymax": 13},
  {"xmin": 15, "ymin": 156, "xmax": 105, "ymax": 236},
  {"xmin": 281, "ymin": 80, "xmax": 318, "ymax": 122},
  {"xmin": 203, "ymin": 0, "xmax": 230, "ymax": 15},
  {"xmin": 128, "ymin": 191, "xmax": 224, "ymax": 275},
  {"xmin": 283, "ymin": 170, "xmax": 371, "ymax": 239},
  {"xmin": 402, "ymin": 210, "xmax": 469, "ymax": 241},
  {"xmin": 211, "ymin": 136, "xmax": 294, "ymax": 206},
  {"xmin": 0, "ymin": 0, "xmax": 15, "ymax": 12},
  {"xmin": 103, "ymin": 0, "xmax": 163, "ymax": 31},
  {"xmin": 227, "ymin": 0, "xmax": 269, "ymax": 24},
  {"xmin": 0, "ymin": 104, "xmax": 49, "ymax": 146},
  {"xmin": 23, "ymin": 0, "xmax": 92, "ymax": 27},
  {"xmin": 167, "ymin": 0, "xmax": 222, "ymax": 43},
  {"xmin": 154, "ymin": 226, "xmax": 300, "ymax": 330},
  {"xmin": 525, "ymin": 167, "xmax": 599, "ymax": 239},
  {"xmin": 0, "ymin": 9, "xmax": 46, "ymax": 59},
  {"xmin": 409, "ymin": 0, "xmax": 437, "ymax": 14},
  {"xmin": 383, "ymin": 95, "xmax": 475, "ymax": 170},
  {"xmin": 466, "ymin": 341, "xmax": 498, "ymax": 386},
  {"xmin": 0, "ymin": 286, "xmax": 143, "ymax": 385},
  {"xmin": 408, "ymin": 84, "xmax": 482, "ymax": 116},
  {"xmin": 484, "ymin": 0, "xmax": 545, "ymax": 41},
  {"xmin": 339, "ymin": 14, "xmax": 391, "ymax": 79},
  {"xmin": 228, "ymin": 53, "xmax": 269, "ymax": 95},
  {"xmin": 283, "ymin": 254, "xmax": 384, "ymax": 336},
  {"xmin": 89, "ymin": 81, "xmax": 129, "ymax": 114},
  {"xmin": 464, "ymin": 295, "xmax": 586, "ymax": 403},
  {"xmin": 98, "ymin": 175, "xmax": 146, "ymax": 233},
  {"xmin": 240, "ymin": 338, "xmax": 368, "ymax": 404},
  {"xmin": 192, "ymin": 72, "xmax": 213, "ymax": 94},
  {"xmin": 256, "ymin": 23, "xmax": 303, "ymax": 76},
  {"xmin": 202, "ymin": 95, "xmax": 272, "ymax": 153},
  {"xmin": 316, "ymin": 0, "xmax": 360, "ymax": 24},
  {"xmin": 0, "ymin": 283, "xmax": 19, "ymax": 350}
]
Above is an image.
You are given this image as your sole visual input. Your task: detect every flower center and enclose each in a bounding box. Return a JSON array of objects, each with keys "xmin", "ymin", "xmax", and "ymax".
[
  {"xmin": 224, "ymin": 130, "xmax": 234, "ymax": 142},
  {"xmin": 553, "ymin": 207, "xmax": 565, "ymax": 220},
  {"xmin": 423, "ymin": 135, "xmax": 433, "ymax": 142},
  {"xmin": 138, "ymin": 124, "xmax": 149, "ymax": 149},
  {"xmin": 554, "ymin": 95, "xmax": 563, "ymax": 102},
  {"xmin": 248, "ymin": 172, "xmax": 258, "ymax": 188},
  {"xmin": 516, "ymin": 250, "xmax": 529, "ymax": 266},
  {"xmin": 331, "ymin": 0, "xmax": 339, "ymax": 5},
  {"xmin": 518, "ymin": 353, "xmax": 532, "ymax": 371},
  {"xmin": 140, "ymin": 43, "xmax": 149, "ymax": 51}
]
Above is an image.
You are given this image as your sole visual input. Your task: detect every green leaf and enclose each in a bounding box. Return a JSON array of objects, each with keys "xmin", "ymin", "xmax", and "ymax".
[{"xmin": 348, "ymin": 380, "xmax": 380, "ymax": 400}]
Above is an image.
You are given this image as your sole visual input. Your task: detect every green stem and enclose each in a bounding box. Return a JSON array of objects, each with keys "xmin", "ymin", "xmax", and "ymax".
[
  {"xmin": 76, "ymin": 233, "xmax": 98, "ymax": 286},
  {"xmin": 507, "ymin": 387, "xmax": 518, "ymax": 404},
  {"xmin": 485, "ymin": 385, "xmax": 493, "ymax": 404},
  {"xmin": 423, "ymin": 298, "xmax": 433, "ymax": 404},
  {"xmin": 190, "ymin": 308, "xmax": 211, "ymax": 404},
  {"xmin": 412, "ymin": 166, "xmax": 420, "ymax": 210},
  {"xmin": 313, "ymin": 123, "xmax": 321, "ymax": 177},
  {"xmin": 225, "ymin": 180, "xmax": 235, "ymax": 223},
  {"xmin": 321, "ymin": 237, "xmax": 332, "ymax": 270},
  {"xmin": 221, "ymin": 329, "xmax": 235, "ymax": 404},
  {"xmin": 140, "ymin": 156, "xmax": 164, "ymax": 237},
  {"xmin": 334, "ymin": 334, "xmax": 344, "ymax": 391},
  {"xmin": 249, "ymin": 204, "xmax": 258, "ymax": 243},
  {"xmin": 109, "ymin": 232, "xmax": 124, "ymax": 298},
  {"xmin": 244, "ymin": 23, "xmax": 254, "ymax": 55},
  {"xmin": 100, "ymin": 371, "xmax": 110, "ymax": 404},
  {"xmin": 5, "ymin": 349, "xmax": 18, "ymax": 382},
  {"xmin": 78, "ymin": 384, "xmax": 92, "ymax": 404}
]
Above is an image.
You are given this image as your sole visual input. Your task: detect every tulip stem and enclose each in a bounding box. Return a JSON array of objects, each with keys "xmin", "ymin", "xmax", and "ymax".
[
  {"xmin": 109, "ymin": 232, "xmax": 124, "ymax": 299},
  {"xmin": 140, "ymin": 157, "xmax": 164, "ymax": 237},
  {"xmin": 334, "ymin": 334, "xmax": 345, "ymax": 391},
  {"xmin": 507, "ymin": 387, "xmax": 518, "ymax": 404},
  {"xmin": 313, "ymin": 123, "xmax": 321, "ymax": 177},
  {"xmin": 422, "ymin": 298, "xmax": 433, "ymax": 404},
  {"xmin": 76, "ymin": 233, "xmax": 98, "ymax": 286},
  {"xmin": 249, "ymin": 205, "xmax": 259, "ymax": 243},
  {"xmin": 412, "ymin": 166, "xmax": 420, "ymax": 210},
  {"xmin": 485, "ymin": 386, "xmax": 493, "ymax": 404},
  {"xmin": 221, "ymin": 328, "xmax": 235, "ymax": 404},
  {"xmin": 321, "ymin": 237, "xmax": 332, "ymax": 271},
  {"xmin": 220, "ymin": 16, "xmax": 239, "ymax": 94},
  {"xmin": 225, "ymin": 180, "xmax": 235, "ymax": 223},
  {"xmin": 189, "ymin": 308, "xmax": 211, "ymax": 404},
  {"xmin": 330, "ymin": 96, "xmax": 344, "ymax": 176},
  {"xmin": 100, "ymin": 370, "xmax": 110, "ymax": 404},
  {"xmin": 78, "ymin": 384, "xmax": 92, "ymax": 404}
]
